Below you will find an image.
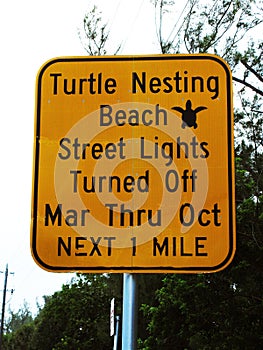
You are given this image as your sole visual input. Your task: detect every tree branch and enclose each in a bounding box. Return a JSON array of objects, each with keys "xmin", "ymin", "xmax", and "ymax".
[
  {"xmin": 232, "ymin": 76, "xmax": 263, "ymax": 96},
  {"xmin": 241, "ymin": 60, "xmax": 263, "ymax": 83}
]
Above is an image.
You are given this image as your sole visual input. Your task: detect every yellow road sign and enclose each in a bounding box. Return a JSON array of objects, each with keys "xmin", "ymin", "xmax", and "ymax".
[{"xmin": 31, "ymin": 54, "xmax": 235, "ymax": 273}]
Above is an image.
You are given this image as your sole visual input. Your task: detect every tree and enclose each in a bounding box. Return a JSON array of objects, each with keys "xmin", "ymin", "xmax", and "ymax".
[
  {"xmin": 3, "ymin": 303, "xmax": 34, "ymax": 350},
  {"xmin": 29, "ymin": 274, "xmax": 122, "ymax": 350},
  {"xmin": 28, "ymin": 273, "xmax": 164, "ymax": 350},
  {"xmin": 152, "ymin": 0, "xmax": 262, "ymax": 93},
  {"xmin": 78, "ymin": 5, "xmax": 121, "ymax": 56},
  {"xmin": 138, "ymin": 1, "xmax": 263, "ymax": 349}
]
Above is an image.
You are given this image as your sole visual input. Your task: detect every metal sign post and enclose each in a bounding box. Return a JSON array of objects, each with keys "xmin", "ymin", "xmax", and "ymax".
[{"xmin": 122, "ymin": 273, "xmax": 138, "ymax": 350}]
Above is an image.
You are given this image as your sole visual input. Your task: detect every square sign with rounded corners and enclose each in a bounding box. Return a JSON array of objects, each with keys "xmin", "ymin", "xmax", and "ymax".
[{"xmin": 31, "ymin": 54, "xmax": 235, "ymax": 273}]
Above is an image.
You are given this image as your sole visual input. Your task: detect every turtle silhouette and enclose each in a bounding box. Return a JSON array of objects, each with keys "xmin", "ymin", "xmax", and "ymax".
[{"xmin": 171, "ymin": 100, "xmax": 207, "ymax": 129}]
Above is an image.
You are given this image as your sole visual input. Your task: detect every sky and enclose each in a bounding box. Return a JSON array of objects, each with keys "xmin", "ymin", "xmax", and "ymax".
[{"xmin": 0, "ymin": 0, "xmax": 170, "ymax": 316}]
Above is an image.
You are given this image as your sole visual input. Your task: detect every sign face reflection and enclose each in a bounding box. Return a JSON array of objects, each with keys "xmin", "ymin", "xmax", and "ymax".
[{"xmin": 31, "ymin": 54, "xmax": 235, "ymax": 273}]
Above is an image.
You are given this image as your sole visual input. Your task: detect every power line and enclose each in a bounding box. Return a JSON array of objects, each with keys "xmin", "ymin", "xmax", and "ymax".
[
  {"xmin": 166, "ymin": 0, "xmax": 191, "ymax": 43},
  {"xmin": 118, "ymin": 0, "xmax": 146, "ymax": 54}
]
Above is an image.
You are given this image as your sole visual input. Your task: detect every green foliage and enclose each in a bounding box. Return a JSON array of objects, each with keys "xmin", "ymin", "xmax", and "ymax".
[
  {"xmin": 4, "ymin": 323, "xmax": 35, "ymax": 350},
  {"xmin": 5, "ymin": 302, "xmax": 33, "ymax": 334},
  {"xmin": 3, "ymin": 275, "xmax": 123, "ymax": 350},
  {"xmin": 139, "ymin": 270, "xmax": 263, "ymax": 349},
  {"xmin": 3, "ymin": 303, "xmax": 34, "ymax": 350},
  {"xmin": 30, "ymin": 274, "xmax": 122, "ymax": 350}
]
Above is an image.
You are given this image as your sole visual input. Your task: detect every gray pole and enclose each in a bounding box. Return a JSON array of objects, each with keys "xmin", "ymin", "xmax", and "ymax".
[
  {"xmin": 122, "ymin": 273, "xmax": 138, "ymax": 350},
  {"xmin": 0, "ymin": 264, "xmax": 8, "ymax": 350}
]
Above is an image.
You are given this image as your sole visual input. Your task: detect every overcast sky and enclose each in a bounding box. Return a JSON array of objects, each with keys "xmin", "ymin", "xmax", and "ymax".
[{"xmin": 0, "ymin": 0, "xmax": 170, "ymax": 315}]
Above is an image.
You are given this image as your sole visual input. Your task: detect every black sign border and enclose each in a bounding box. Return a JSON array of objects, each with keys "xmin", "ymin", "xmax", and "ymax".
[{"xmin": 32, "ymin": 54, "xmax": 235, "ymax": 273}]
